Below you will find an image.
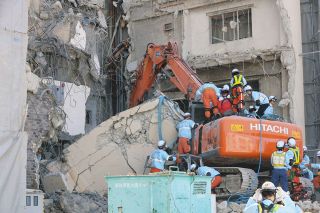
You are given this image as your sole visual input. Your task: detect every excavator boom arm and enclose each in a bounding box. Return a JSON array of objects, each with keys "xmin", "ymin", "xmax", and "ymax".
[{"xmin": 129, "ymin": 42, "xmax": 203, "ymax": 107}]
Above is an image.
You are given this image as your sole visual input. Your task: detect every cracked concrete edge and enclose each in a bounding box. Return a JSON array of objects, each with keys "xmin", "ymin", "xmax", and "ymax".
[
  {"xmin": 276, "ymin": 0, "xmax": 296, "ymax": 123},
  {"xmin": 54, "ymin": 97, "xmax": 183, "ymax": 194}
]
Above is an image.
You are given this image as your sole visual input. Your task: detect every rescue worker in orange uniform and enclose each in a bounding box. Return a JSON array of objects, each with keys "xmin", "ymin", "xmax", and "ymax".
[
  {"xmin": 191, "ymin": 164, "xmax": 222, "ymax": 192},
  {"xmin": 312, "ymin": 171, "xmax": 320, "ymax": 191},
  {"xmin": 230, "ymin": 68, "xmax": 247, "ymax": 112},
  {"xmin": 149, "ymin": 140, "xmax": 176, "ymax": 173},
  {"xmin": 218, "ymin": 85, "xmax": 233, "ymax": 116},
  {"xmin": 176, "ymin": 113, "xmax": 197, "ymax": 155},
  {"xmin": 197, "ymin": 83, "xmax": 220, "ymax": 122}
]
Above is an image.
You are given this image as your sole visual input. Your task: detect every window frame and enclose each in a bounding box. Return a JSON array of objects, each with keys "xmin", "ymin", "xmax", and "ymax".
[
  {"xmin": 26, "ymin": 196, "xmax": 31, "ymax": 206},
  {"xmin": 33, "ymin": 195, "xmax": 39, "ymax": 206},
  {"xmin": 209, "ymin": 6, "xmax": 252, "ymax": 44}
]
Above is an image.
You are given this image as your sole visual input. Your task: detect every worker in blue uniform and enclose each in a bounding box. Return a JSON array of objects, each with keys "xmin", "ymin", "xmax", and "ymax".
[
  {"xmin": 190, "ymin": 164, "xmax": 222, "ymax": 191},
  {"xmin": 244, "ymin": 85, "xmax": 269, "ymax": 117},
  {"xmin": 244, "ymin": 181, "xmax": 302, "ymax": 213},
  {"xmin": 271, "ymin": 140, "xmax": 289, "ymax": 192},
  {"xmin": 149, "ymin": 140, "xmax": 176, "ymax": 173},
  {"xmin": 299, "ymin": 146, "xmax": 313, "ymax": 180},
  {"xmin": 176, "ymin": 112, "xmax": 197, "ymax": 155},
  {"xmin": 307, "ymin": 151, "xmax": 320, "ymax": 170}
]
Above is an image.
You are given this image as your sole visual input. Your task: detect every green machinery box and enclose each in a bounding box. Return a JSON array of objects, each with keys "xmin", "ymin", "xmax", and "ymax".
[{"xmin": 105, "ymin": 171, "xmax": 213, "ymax": 213}]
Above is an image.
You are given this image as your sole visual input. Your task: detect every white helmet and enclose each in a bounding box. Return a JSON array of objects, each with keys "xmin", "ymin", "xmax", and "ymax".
[
  {"xmin": 244, "ymin": 85, "xmax": 253, "ymax": 92},
  {"xmin": 276, "ymin": 140, "xmax": 285, "ymax": 149},
  {"xmin": 303, "ymin": 146, "xmax": 307, "ymax": 151},
  {"xmin": 222, "ymin": 85, "xmax": 230, "ymax": 91},
  {"xmin": 287, "ymin": 138, "xmax": 296, "ymax": 147},
  {"xmin": 261, "ymin": 181, "xmax": 276, "ymax": 192},
  {"xmin": 269, "ymin": 96, "xmax": 277, "ymax": 102},
  {"xmin": 158, "ymin": 140, "xmax": 166, "ymax": 148},
  {"xmin": 317, "ymin": 151, "xmax": 320, "ymax": 157},
  {"xmin": 183, "ymin": 112, "xmax": 191, "ymax": 118},
  {"xmin": 190, "ymin": 164, "xmax": 197, "ymax": 171},
  {"xmin": 231, "ymin": 68, "xmax": 240, "ymax": 74}
]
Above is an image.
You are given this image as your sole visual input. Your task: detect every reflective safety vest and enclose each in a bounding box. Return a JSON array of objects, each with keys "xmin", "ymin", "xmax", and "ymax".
[
  {"xmin": 289, "ymin": 147, "xmax": 300, "ymax": 165},
  {"xmin": 258, "ymin": 203, "xmax": 281, "ymax": 213},
  {"xmin": 232, "ymin": 74, "xmax": 243, "ymax": 87},
  {"xmin": 271, "ymin": 152, "xmax": 286, "ymax": 168}
]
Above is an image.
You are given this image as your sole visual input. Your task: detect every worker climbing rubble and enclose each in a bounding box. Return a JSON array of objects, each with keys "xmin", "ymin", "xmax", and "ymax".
[
  {"xmin": 244, "ymin": 181, "xmax": 301, "ymax": 213},
  {"xmin": 176, "ymin": 112, "xmax": 198, "ymax": 163},
  {"xmin": 230, "ymin": 68, "xmax": 247, "ymax": 113},
  {"xmin": 218, "ymin": 85, "xmax": 233, "ymax": 116},
  {"xmin": 195, "ymin": 82, "xmax": 220, "ymax": 122},
  {"xmin": 271, "ymin": 140, "xmax": 289, "ymax": 192},
  {"xmin": 244, "ymin": 85, "xmax": 269, "ymax": 117},
  {"xmin": 263, "ymin": 96, "xmax": 279, "ymax": 120},
  {"xmin": 190, "ymin": 164, "xmax": 222, "ymax": 192},
  {"xmin": 299, "ymin": 146, "xmax": 313, "ymax": 180},
  {"xmin": 149, "ymin": 140, "xmax": 176, "ymax": 173},
  {"xmin": 286, "ymin": 137, "xmax": 301, "ymax": 181}
]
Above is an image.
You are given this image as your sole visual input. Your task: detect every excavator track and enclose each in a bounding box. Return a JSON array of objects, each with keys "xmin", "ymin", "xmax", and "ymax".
[{"xmin": 214, "ymin": 167, "xmax": 258, "ymax": 199}]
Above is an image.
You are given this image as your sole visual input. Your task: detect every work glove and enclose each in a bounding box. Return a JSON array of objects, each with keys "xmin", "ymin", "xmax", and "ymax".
[
  {"xmin": 168, "ymin": 156, "xmax": 173, "ymax": 161},
  {"xmin": 275, "ymin": 187, "xmax": 288, "ymax": 203},
  {"xmin": 252, "ymin": 188, "xmax": 262, "ymax": 202},
  {"xmin": 289, "ymin": 159, "xmax": 294, "ymax": 166},
  {"xmin": 255, "ymin": 100, "xmax": 261, "ymax": 106}
]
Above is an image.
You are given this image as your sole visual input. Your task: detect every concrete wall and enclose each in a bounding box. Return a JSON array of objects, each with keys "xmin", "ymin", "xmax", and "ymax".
[{"xmin": 183, "ymin": 0, "xmax": 281, "ymax": 57}]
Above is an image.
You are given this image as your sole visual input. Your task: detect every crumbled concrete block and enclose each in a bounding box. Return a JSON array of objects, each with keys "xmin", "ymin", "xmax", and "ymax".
[
  {"xmin": 229, "ymin": 202, "xmax": 241, "ymax": 213},
  {"xmin": 97, "ymin": 10, "xmax": 107, "ymax": 29},
  {"xmin": 26, "ymin": 64, "xmax": 40, "ymax": 94},
  {"xmin": 51, "ymin": 1, "xmax": 63, "ymax": 11},
  {"xmin": 70, "ymin": 21, "xmax": 86, "ymax": 50},
  {"xmin": 39, "ymin": 11, "xmax": 49, "ymax": 20},
  {"xmin": 54, "ymin": 97, "xmax": 183, "ymax": 194},
  {"xmin": 42, "ymin": 172, "xmax": 71, "ymax": 193}
]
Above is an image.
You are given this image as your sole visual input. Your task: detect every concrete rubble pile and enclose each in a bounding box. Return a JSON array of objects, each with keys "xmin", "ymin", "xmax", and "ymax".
[
  {"xmin": 44, "ymin": 191, "xmax": 107, "ymax": 213},
  {"xmin": 42, "ymin": 97, "xmax": 183, "ymax": 195}
]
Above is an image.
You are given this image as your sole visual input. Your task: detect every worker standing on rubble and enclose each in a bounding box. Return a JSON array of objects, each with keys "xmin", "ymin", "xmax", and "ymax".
[
  {"xmin": 149, "ymin": 140, "xmax": 176, "ymax": 173},
  {"xmin": 218, "ymin": 85, "xmax": 233, "ymax": 116},
  {"xmin": 244, "ymin": 85, "xmax": 269, "ymax": 117},
  {"xmin": 286, "ymin": 137, "xmax": 301, "ymax": 180},
  {"xmin": 244, "ymin": 181, "xmax": 300, "ymax": 213},
  {"xmin": 299, "ymin": 146, "xmax": 313, "ymax": 180},
  {"xmin": 307, "ymin": 151, "xmax": 320, "ymax": 171},
  {"xmin": 271, "ymin": 140, "xmax": 289, "ymax": 192},
  {"xmin": 176, "ymin": 112, "xmax": 197, "ymax": 155},
  {"xmin": 196, "ymin": 82, "xmax": 220, "ymax": 122},
  {"xmin": 230, "ymin": 68, "xmax": 247, "ymax": 112},
  {"xmin": 264, "ymin": 96, "xmax": 277, "ymax": 116},
  {"xmin": 190, "ymin": 164, "xmax": 222, "ymax": 191}
]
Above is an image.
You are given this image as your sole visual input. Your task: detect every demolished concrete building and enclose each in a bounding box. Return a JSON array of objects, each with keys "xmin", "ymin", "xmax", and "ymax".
[
  {"xmin": 123, "ymin": 0, "xmax": 305, "ymax": 136},
  {"xmin": 26, "ymin": 0, "xmax": 130, "ymax": 191}
]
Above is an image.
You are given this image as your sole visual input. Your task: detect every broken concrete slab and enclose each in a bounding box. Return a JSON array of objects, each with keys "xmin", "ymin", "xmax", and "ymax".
[
  {"xmin": 51, "ymin": 97, "xmax": 183, "ymax": 194},
  {"xmin": 42, "ymin": 173, "xmax": 71, "ymax": 193}
]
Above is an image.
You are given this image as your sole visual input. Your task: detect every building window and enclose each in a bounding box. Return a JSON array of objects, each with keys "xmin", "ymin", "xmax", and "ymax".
[
  {"xmin": 33, "ymin": 196, "xmax": 38, "ymax": 206},
  {"xmin": 26, "ymin": 196, "xmax": 31, "ymax": 206},
  {"xmin": 86, "ymin": 110, "xmax": 92, "ymax": 124},
  {"xmin": 211, "ymin": 8, "xmax": 252, "ymax": 44}
]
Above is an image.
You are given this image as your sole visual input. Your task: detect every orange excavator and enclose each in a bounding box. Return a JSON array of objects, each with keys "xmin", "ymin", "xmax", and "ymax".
[{"xmin": 129, "ymin": 42, "xmax": 309, "ymax": 198}]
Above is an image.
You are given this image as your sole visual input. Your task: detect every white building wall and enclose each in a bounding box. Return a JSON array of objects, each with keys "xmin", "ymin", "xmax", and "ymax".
[{"xmin": 184, "ymin": 0, "xmax": 281, "ymax": 57}]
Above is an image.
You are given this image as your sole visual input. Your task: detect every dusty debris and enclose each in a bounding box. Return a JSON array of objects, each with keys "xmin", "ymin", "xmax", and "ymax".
[{"xmin": 44, "ymin": 191, "xmax": 107, "ymax": 213}]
